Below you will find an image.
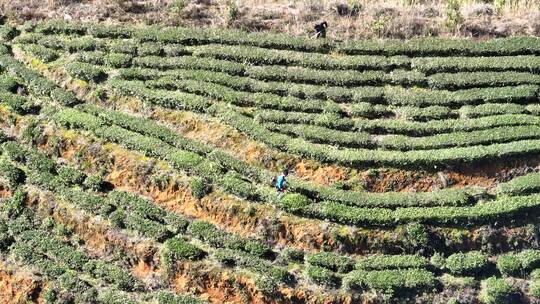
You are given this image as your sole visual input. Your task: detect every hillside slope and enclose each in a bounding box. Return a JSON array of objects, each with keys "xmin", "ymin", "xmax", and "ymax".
[{"xmin": 0, "ymin": 20, "xmax": 538, "ymax": 303}]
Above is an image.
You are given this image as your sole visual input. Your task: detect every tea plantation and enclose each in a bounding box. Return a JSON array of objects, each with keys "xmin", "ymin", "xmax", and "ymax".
[{"xmin": 0, "ymin": 20, "xmax": 538, "ymax": 303}]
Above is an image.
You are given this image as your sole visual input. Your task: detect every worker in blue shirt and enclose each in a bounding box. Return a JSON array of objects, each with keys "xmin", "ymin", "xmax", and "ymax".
[{"xmin": 275, "ymin": 169, "xmax": 289, "ymax": 198}]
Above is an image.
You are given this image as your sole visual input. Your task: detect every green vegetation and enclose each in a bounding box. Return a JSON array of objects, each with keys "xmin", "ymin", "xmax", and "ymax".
[{"xmin": 1, "ymin": 19, "xmax": 540, "ymax": 303}]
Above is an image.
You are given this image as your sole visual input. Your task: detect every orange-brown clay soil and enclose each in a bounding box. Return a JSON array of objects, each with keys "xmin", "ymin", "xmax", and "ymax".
[{"xmin": 0, "ymin": 262, "xmax": 44, "ymax": 304}]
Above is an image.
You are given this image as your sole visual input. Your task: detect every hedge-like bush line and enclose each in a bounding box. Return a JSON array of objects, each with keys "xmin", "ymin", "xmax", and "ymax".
[
  {"xmin": 378, "ymin": 125, "xmax": 540, "ymax": 151},
  {"xmin": 83, "ymin": 259, "xmax": 138, "ymax": 291},
  {"xmin": 133, "ymin": 56, "xmax": 245, "ymax": 75},
  {"xmin": 255, "ymin": 110, "xmax": 354, "ymax": 131},
  {"xmin": 107, "ymin": 79, "xmax": 210, "ymax": 112},
  {"xmin": 300, "ymin": 194, "xmax": 540, "ymax": 226},
  {"xmin": 257, "ymin": 108, "xmax": 540, "ymax": 137},
  {"xmin": 459, "ymin": 103, "xmax": 528, "ymax": 119},
  {"xmin": 73, "ymin": 103, "xmax": 474, "ymax": 213},
  {"xmin": 16, "ymin": 229, "xmax": 89, "ymax": 270},
  {"xmin": 412, "ymin": 55, "xmax": 540, "ymax": 74},
  {"xmin": 289, "ymin": 179, "xmax": 474, "ymax": 208},
  {"xmin": 428, "ymin": 71, "xmax": 540, "ymax": 90},
  {"xmin": 384, "ymin": 85, "xmax": 539, "ymax": 107},
  {"xmin": 114, "ymin": 66, "xmax": 539, "ymax": 107},
  {"xmin": 134, "ymin": 25, "xmax": 332, "ymax": 53},
  {"xmin": 263, "ymin": 122, "xmax": 372, "ymax": 148},
  {"xmin": 497, "ymin": 172, "xmax": 540, "ymax": 196},
  {"xmin": 0, "ymin": 55, "xmax": 55, "ymax": 94},
  {"xmin": 117, "ymin": 67, "xmax": 385, "ymax": 103},
  {"xmin": 355, "ymin": 254, "xmax": 429, "ymax": 270},
  {"xmin": 0, "ymin": 55, "xmax": 78, "ymax": 106},
  {"xmin": 217, "ymin": 107, "xmax": 540, "ymax": 167},
  {"xmin": 496, "ymin": 250, "xmax": 540, "ymax": 276},
  {"xmin": 146, "ymin": 76, "xmax": 328, "ymax": 113},
  {"xmin": 305, "ymin": 251, "xmax": 355, "ymax": 273},
  {"xmin": 22, "ymin": 44, "xmax": 59, "ymax": 62},
  {"xmin": 246, "ymin": 65, "xmax": 415, "ymax": 86},
  {"xmin": 445, "ymin": 251, "xmax": 489, "ymax": 276},
  {"xmin": 79, "ymin": 105, "xmax": 214, "ymax": 165},
  {"xmin": 160, "ymin": 237, "xmax": 207, "ymax": 272},
  {"xmin": 479, "ymin": 277, "xmax": 519, "ymax": 304},
  {"xmin": 213, "ymin": 248, "xmax": 291, "ymax": 283},
  {"xmin": 339, "ymin": 37, "xmax": 540, "ymax": 56},
  {"xmin": 355, "ymin": 114, "xmax": 540, "ymax": 136},
  {"xmin": 0, "ymin": 91, "xmax": 37, "ymax": 114},
  {"xmin": 343, "ymin": 269, "xmax": 436, "ymax": 294},
  {"xmin": 191, "ymin": 44, "xmax": 409, "ymax": 70},
  {"xmin": 65, "ymin": 61, "xmax": 107, "ymax": 83},
  {"xmin": 187, "ymin": 220, "xmax": 271, "ymax": 258},
  {"xmin": 394, "ymin": 105, "xmax": 455, "ymax": 121},
  {"xmin": 304, "ymin": 265, "xmax": 341, "ymax": 287}
]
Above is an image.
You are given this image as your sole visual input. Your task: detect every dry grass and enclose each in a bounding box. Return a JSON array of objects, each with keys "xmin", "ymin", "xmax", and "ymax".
[{"xmin": 0, "ymin": 0, "xmax": 538, "ymax": 39}]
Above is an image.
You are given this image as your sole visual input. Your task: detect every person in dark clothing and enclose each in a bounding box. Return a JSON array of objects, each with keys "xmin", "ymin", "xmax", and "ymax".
[{"xmin": 314, "ymin": 21, "xmax": 328, "ymax": 38}]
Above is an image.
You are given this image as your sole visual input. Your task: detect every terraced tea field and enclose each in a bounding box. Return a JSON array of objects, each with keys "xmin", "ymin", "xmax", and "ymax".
[{"xmin": 0, "ymin": 20, "xmax": 539, "ymax": 303}]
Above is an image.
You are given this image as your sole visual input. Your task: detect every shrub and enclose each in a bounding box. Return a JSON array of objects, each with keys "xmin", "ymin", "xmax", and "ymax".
[
  {"xmin": 479, "ymin": 277, "xmax": 518, "ymax": 304},
  {"xmin": 57, "ymin": 166, "xmax": 86, "ymax": 186},
  {"xmin": 156, "ymin": 291, "xmax": 205, "ymax": 304},
  {"xmin": 497, "ymin": 254, "xmax": 521, "ymax": 276},
  {"xmin": 105, "ymin": 40, "xmax": 138, "ymax": 54},
  {"xmin": 305, "ymin": 252, "xmax": 354, "ymax": 273},
  {"xmin": 166, "ymin": 150, "xmax": 204, "ymax": 171},
  {"xmin": 51, "ymin": 88, "xmax": 78, "ymax": 106},
  {"xmin": 0, "ymin": 218, "xmax": 12, "ymax": 249},
  {"xmin": 440, "ymin": 274, "xmax": 477, "ymax": 288},
  {"xmin": 402, "ymin": 222, "xmax": 430, "ymax": 249},
  {"xmin": 53, "ymin": 108, "xmax": 105, "ymax": 131},
  {"xmin": 187, "ymin": 220, "xmax": 270, "ymax": 257},
  {"xmin": 213, "ymin": 248, "xmax": 290, "ymax": 283},
  {"xmin": 343, "ymin": 269, "xmax": 436, "ymax": 294},
  {"xmin": 445, "ymin": 251, "xmax": 489, "ymax": 276},
  {"xmin": 277, "ymin": 248, "xmax": 305, "ymax": 264},
  {"xmin": 253, "ymin": 275, "xmax": 279, "ymax": 295},
  {"xmin": 189, "ymin": 177, "xmax": 211, "ymax": 199},
  {"xmin": 83, "ymin": 259, "xmax": 137, "ymax": 291},
  {"xmin": 0, "ymin": 91, "xmax": 37, "ymax": 114},
  {"xmin": 107, "ymin": 191, "xmax": 167, "ymax": 223},
  {"xmin": 218, "ymin": 171, "xmax": 260, "ymax": 201},
  {"xmin": 277, "ymin": 193, "xmax": 311, "ymax": 213},
  {"xmin": 0, "ymin": 75, "xmax": 19, "ymax": 92},
  {"xmin": 65, "ymin": 62, "xmax": 107, "ymax": 83},
  {"xmin": 123, "ymin": 214, "xmax": 171, "ymax": 241},
  {"xmin": 2, "ymin": 189, "xmax": 26, "ymax": 220},
  {"xmin": 0, "ymin": 159, "xmax": 26, "ymax": 188},
  {"xmin": 498, "ymin": 172, "xmax": 540, "ymax": 195},
  {"xmin": 161, "ymin": 237, "xmax": 206, "ymax": 271},
  {"xmin": 109, "ymin": 210, "xmax": 126, "ymax": 228},
  {"xmin": 529, "ymin": 280, "xmax": 540, "ymax": 298},
  {"xmin": 164, "ymin": 213, "xmax": 190, "ymax": 234},
  {"xmin": 23, "ymin": 44, "xmax": 58, "ymax": 62},
  {"xmin": 26, "ymin": 150, "xmax": 56, "ymax": 173},
  {"xmin": 97, "ymin": 290, "xmax": 137, "ymax": 304},
  {"xmin": 355, "ymin": 254, "xmax": 428, "ymax": 270},
  {"xmin": 82, "ymin": 174, "xmax": 105, "ymax": 191},
  {"xmin": 103, "ymin": 53, "xmax": 132, "ymax": 68},
  {"xmin": 137, "ymin": 43, "xmax": 164, "ymax": 56},
  {"xmin": 304, "ymin": 265, "xmax": 340, "ymax": 287}
]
